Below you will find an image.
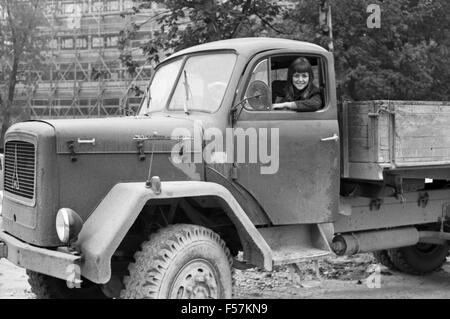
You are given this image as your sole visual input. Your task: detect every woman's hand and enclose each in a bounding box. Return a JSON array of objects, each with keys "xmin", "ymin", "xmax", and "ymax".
[{"xmin": 272, "ymin": 102, "xmax": 295, "ymax": 110}]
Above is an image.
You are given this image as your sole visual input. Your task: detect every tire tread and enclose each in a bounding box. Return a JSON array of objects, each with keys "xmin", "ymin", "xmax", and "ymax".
[
  {"xmin": 388, "ymin": 245, "xmax": 448, "ymax": 275},
  {"xmin": 120, "ymin": 224, "xmax": 233, "ymax": 299}
]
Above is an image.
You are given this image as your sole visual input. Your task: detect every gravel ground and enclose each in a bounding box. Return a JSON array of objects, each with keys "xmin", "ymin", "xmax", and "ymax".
[
  {"xmin": 233, "ymin": 254, "xmax": 450, "ymax": 299},
  {"xmin": 1, "ymin": 253, "xmax": 450, "ymax": 299}
]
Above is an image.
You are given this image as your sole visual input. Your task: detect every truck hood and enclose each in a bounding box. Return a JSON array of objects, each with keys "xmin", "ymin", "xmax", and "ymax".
[{"xmin": 34, "ymin": 115, "xmax": 199, "ymax": 155}]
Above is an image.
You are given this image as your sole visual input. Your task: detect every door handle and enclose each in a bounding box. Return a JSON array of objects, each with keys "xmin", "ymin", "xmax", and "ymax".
[
  {"xmin": 321, "ymin": 134, "xmax": 339, "ymax": 142},
  {"xmin": 77, "ymin": 138, "xmax": 96, "ymax": 146}
]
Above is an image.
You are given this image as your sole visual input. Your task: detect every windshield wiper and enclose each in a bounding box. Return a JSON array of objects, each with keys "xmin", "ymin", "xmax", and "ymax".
[{"xmin": 183, "ymin": 70, "xmax": 191, "ymax": 115}]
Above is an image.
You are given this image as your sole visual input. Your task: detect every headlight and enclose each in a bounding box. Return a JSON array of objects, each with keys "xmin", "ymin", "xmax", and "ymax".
[{"xmin": 56, "ymin": 208, "xmax": 83, "ymax": 244}]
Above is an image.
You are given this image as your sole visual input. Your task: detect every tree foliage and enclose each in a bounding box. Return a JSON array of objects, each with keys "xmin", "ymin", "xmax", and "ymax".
[
  {"xmin": 126, "ymin": 0, "xmax": 450, "ymax": 102},
  {"xmin": 0, "ymin": 0, "xmax": 47, "ymax": 145},
  {"xmin": 283, "ymin": 0, "xmax": 450, "ymax": 101},
  {"xmin": 121, "ymin": 0, "xmax": 282, "ymax": 64}
]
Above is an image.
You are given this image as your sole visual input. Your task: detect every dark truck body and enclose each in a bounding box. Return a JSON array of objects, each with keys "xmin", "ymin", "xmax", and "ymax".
[{"xmin": 0, "ymin": 38, "xmax": 449, "ymax": 294}]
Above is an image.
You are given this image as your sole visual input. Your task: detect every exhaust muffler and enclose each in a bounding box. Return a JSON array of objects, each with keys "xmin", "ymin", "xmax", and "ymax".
[{"xmin": 331, "ymin": 227, "xmax": 419, "ymax": 256}]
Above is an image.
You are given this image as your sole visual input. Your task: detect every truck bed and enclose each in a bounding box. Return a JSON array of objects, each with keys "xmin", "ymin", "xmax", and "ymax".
[{"xmin": 341, "ymin": 100, "xmax": 450, "ymax": 181}]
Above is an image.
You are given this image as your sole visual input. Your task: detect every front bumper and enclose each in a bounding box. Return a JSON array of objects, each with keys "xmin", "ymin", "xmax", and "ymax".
[{"xmin": 0, "ymin": 230, "xmax": 80, "ymax": 281}]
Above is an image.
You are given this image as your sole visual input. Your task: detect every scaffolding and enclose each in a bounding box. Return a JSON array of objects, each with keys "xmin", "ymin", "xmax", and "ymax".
[
  {"xmin": 5, "ymin": 0, "xmax": 296, "ymax": 119},
  {"xmin": 10, "ymin": 0, "xmax": 162, "ymax": 119}
]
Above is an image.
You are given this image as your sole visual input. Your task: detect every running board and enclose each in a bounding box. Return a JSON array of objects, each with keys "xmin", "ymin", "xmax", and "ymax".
[{"xmin": 258, "ymin": 224, "xmax": 333, "ymax": 266}]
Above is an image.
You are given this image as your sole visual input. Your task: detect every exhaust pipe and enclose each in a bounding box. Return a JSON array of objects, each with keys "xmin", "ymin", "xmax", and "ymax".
[
  {"xmin": 418, "ymin": 231, "xmax": 450, "ymax": 245},
  {"xmin": 331, "ymin": 227, "xmax": 419, "ymax": 256}
]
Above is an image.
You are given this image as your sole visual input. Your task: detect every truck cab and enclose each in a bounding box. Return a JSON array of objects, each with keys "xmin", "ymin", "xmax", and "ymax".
[{"xmin": 0, "ymin": 38, "xmax": 449, "ymax": 299}]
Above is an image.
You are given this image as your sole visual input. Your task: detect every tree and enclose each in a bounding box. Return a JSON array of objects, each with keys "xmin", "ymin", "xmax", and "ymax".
[
  {"xmin": 120, "ymin": 0, "xmax": 283, "ymax": 65},
  {"xmin": 0, "ymin": 0, "xmax": 47, "ymax": 147},
  {"xmin": 121, "ymin": 0, "xmax": 450, "ymax": 102},
  {"xmin": 283, "ymin": 0, "xmax": 450, "ymax": 101}
]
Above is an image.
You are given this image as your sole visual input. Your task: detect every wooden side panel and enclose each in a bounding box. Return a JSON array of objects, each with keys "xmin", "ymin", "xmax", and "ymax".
[
  {"xmin": 377, "ymin": 110, "xmax": 391, "ymax": 164},
  {"xmin": 343, "ymin": 100, "xmax": 450, "ymax": 180},
  {"xmin": 347, "ymin": 102, "xmax": 371, "ymax": 163},
  {"xmin": 394, "ymin": 102, "xmax": 450, "ymax": 167}
]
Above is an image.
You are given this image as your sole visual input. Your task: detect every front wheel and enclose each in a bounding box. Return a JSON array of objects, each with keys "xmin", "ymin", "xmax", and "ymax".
[
  {"xmin": 388, "ymin": 243, "xmax": 449, "ymax": 275},
  {"xmin": 120, "ymin": 224, "xmax": 233, "ymax": 299}
]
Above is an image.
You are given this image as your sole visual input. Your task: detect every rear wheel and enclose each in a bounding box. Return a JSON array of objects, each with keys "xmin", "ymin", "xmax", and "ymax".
[
  {"xmin": 373, "ymin": 250, "xmax": 398, "ymax": 271},
  {"xmin": 388, "ymin": 243, "xmax": 449, "ymax": 275},
  {"xmin": 120, "ymin": 224, "xmax": 233, "ymax": 299},
  {"xmin": 27, "ymin": 270, "xmax": 107, "ymax": 299}
]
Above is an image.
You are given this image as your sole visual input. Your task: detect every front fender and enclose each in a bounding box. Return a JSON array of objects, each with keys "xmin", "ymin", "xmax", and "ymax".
[{"xmin": 76, "ymin": 181, "xmax": 272, "ymax": 284}]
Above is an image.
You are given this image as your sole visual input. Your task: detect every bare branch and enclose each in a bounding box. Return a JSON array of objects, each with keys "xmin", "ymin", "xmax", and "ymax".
[{"xmin": 254, "ymin": 13, "xmax": 284, "ymax": 34}]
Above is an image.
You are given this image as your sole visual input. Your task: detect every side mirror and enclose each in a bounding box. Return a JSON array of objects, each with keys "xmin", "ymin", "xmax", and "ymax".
[{"xmin": 246, "ymin": 80, "xmax": 271, "ymax": 111}]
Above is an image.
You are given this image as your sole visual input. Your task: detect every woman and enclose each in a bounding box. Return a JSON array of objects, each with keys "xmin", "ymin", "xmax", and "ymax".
[{"xmin": 272, "ymin": 57, "xmax": 323, "ymax": 112}]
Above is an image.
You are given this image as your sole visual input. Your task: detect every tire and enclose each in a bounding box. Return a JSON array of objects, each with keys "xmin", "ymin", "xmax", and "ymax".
[
  {"xmin": 388, "ymin": 243, "xmax": 449, "ymax": 275},
  {"xmin": 27, "ymin": 270, "xmax": 107, "ymax": 299},
  {"xmin": 373, "ymin": 250, "xmax": 398, "ymax": 271},
  {"xmin": 120, "ymin": 224, "xmax": 233, "ymax": 299}
]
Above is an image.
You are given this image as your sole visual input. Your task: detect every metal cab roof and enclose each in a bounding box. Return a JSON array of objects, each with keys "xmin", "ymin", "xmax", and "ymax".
[{"xmin": 167, "ymin": 37, "xmax": 328, "ymax": 61}]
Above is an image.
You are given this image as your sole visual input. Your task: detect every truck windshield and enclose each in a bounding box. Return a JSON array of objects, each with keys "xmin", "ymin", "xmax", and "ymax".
[
  {"xmin": 168, "ymin": 53, "xmax": 236, "ymax": 113},
  {"xmin": 139, "ymin": 58, "xmax": 183, "ymax": 115},
  {"xmin": 139, "ymin": 52, "xmax": 237, "ymax": 115}
]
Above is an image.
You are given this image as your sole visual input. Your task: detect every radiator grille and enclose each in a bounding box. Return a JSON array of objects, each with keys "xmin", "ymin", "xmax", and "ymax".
[{"xmin": 4, "ymin": 141, "xmax": 36, "ymax": 200}]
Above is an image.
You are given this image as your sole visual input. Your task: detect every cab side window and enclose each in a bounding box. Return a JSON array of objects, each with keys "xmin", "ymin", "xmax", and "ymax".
[{"xmin": 245, "ymin": 55, "xmax": 326, "ymax": 112}]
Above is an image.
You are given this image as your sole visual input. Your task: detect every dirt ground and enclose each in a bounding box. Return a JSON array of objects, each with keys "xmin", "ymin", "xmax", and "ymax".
[
  {"xmin": 1, "ymin": 252, "xmax": 450, "ymax": 299},
  {"xmin": 233, "ymin": 255, "xmax": 450, "ymax": 299}
]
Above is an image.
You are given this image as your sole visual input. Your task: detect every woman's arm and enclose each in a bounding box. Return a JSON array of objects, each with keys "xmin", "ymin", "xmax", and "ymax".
[
  {"xmin": 292, "ymin": 93, "xmax": 323, "ymax": 112},
  {"xmin": 273, "ymin": 93, "xmax": 323, "ymax": 111}
]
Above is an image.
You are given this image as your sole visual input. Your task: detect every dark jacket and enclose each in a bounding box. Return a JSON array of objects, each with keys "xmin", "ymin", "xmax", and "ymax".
[{"xmin": 272, "ymin": 80, "xmax": 323, "ymax": 112}]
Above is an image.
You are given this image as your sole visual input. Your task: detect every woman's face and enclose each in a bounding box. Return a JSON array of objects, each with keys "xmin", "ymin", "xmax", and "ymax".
[{"xmin": 292, "ymin": 72, "xmax": 310, "ymax": 91}]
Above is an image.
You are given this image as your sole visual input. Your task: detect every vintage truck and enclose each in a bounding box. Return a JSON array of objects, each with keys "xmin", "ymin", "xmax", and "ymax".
[{"xmin": 0, "ymin": 38, "xmax": 449, "ymax": 299}]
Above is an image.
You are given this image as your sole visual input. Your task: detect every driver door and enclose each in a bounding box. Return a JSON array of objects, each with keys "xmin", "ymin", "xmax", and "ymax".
[{"xmin": 233, "ymin": 52, "xmax": 340, "ymax": 225}]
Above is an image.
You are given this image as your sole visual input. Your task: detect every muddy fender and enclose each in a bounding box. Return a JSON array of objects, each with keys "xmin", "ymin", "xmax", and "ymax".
[{"xmin": 76, "ymin": 181, "xmax": 272, "ymax": 284}]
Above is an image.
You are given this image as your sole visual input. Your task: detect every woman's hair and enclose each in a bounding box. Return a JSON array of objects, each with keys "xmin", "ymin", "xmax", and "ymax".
[{"xmin": 286, "ymin": 57, "xmax": 314, "ymax": 101}]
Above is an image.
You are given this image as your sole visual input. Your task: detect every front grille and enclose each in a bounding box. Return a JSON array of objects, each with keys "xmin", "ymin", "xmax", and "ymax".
[{"xmin": 4, "ymin": 141, "xmax": 36, "ymax": 199}]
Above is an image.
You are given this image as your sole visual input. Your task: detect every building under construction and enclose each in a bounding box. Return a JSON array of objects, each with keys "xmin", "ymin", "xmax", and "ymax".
[
  {"xmin": 13, "ymin": 0, "xmax": 162, "ymax": 119},
  {"xmin": 8, "ymin": 0, "xmax": 297, "ymax": 120}
]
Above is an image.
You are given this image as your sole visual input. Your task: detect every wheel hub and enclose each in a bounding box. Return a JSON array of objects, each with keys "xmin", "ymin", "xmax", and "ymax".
[{"xmin": 170, "ymin": 260, "xmax": 219, "ymax": 299}]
